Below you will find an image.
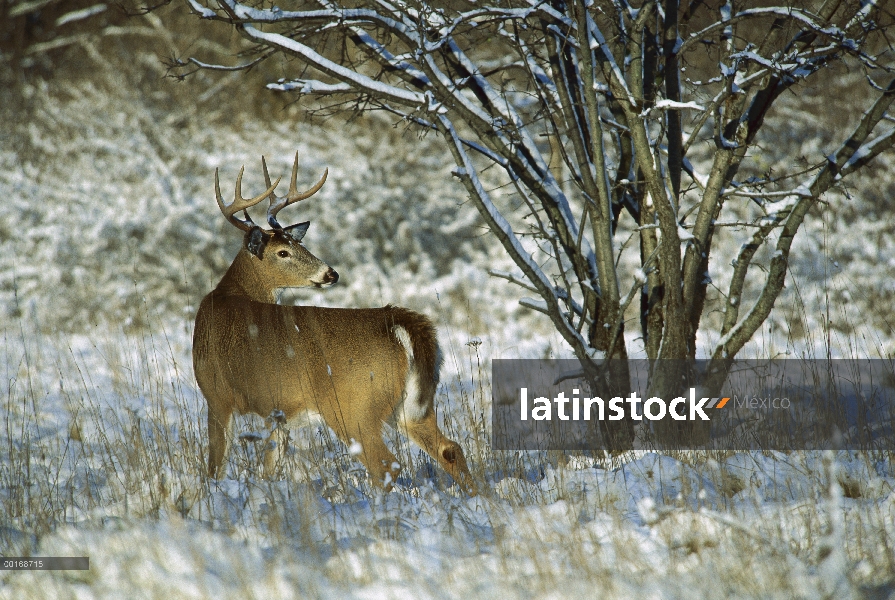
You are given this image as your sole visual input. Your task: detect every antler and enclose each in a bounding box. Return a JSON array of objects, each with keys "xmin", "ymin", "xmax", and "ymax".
[
  {"xmin": 263, "ymin": 152, "xmax": 328, "ymax": 230},
  {"xmin": 215, "ymin": 165, "xmax": 282, "ymax": 232}
]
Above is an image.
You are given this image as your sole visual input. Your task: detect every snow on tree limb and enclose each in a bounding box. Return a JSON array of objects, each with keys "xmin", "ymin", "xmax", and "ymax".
[
  {"xmin": 186, "ymin": 0, "xmax": 216, "ymax": 19},
  {"xmin": 239, "ymin": 25, "xmax": 426, "ymax": 107},
  {"xmin": 585, "ymin": 13, "xmax": 634, "ymax": 107},
  {"xmin": 842, "ymin": 127, "xmax": 895, "ymax": 175},
  {"xmin": 267, "ymin": 79, "xmax": 353, "ymax": 94}
]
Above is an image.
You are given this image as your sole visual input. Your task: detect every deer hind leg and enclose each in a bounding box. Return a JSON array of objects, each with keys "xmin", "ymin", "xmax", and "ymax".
[
  {"xmin": 402, "ymin": 411, "xmax": 477, "ymax": 496},
  {"xmin": 207, "ymin": 405, "xmax": 233, "ymax": 479}
]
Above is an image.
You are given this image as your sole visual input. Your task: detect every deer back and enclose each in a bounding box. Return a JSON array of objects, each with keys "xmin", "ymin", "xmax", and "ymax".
[{"xmin": 193, "ymin": 296, "xmax": 439, "ymax": 422}]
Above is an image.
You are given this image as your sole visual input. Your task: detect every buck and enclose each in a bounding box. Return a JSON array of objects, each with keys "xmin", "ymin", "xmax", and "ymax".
[{"xmin": 192, "ymin": 153, "xmax": 476, "ymax": 496}]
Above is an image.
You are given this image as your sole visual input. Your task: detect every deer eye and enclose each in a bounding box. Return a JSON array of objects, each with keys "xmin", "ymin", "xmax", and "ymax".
[{"xmin": 277, "ymin": 250, "xmax": 290, "ymax": 258}]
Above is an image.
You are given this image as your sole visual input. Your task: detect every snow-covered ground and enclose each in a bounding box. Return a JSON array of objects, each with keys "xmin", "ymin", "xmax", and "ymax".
[
  {"xmin": 2, "ymin": 31, "xmax": 895, "ymax": 599},
  {"xmin": 3, "ymin": 325, "xmax": 894, "ymax": 598}
]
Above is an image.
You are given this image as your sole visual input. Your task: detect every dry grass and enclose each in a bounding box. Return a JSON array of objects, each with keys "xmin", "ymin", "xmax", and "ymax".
[{"xmin": 1, "ymin": 305, "xmax": 895, "ymax": 597}]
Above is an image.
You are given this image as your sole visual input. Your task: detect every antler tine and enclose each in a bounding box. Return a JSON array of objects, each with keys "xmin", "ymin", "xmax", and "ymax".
[
  {"xmin": 267, "ymin": 151, "xmax": 328, "ymax": 230},
  {"xmin": 287, "ymin": 153, "xmax": 328, "ymax": 202},
  {"xmin": 261, "ymin": 156, "xmax": 277, "ymax": 199},
  {"xmin": 215, "ymin": 165, "xmax": 281, "ymax": 232}
]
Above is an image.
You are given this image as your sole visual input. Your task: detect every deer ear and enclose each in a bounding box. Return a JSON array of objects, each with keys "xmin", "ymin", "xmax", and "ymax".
[
  {"xmin": 247, "ymin": 227, "xmax": 271, "ymax": 259},
  {"xmin": 285, "ymin": 221, "xmax": 310, "ymax": 242}
]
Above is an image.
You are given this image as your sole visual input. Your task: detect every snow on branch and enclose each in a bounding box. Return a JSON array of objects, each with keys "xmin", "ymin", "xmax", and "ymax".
[
  {"xmin": 239, "ymin": 25, "xmax": 426, "ymax": 107},
  {"xmin": 722, "ymin": 188, "xmax": 813, "ymax": 200},
  {"xmin": 425, "ymin": 5, "xmax": 540, "ymax": 50},
  {"xmin": 653, "ymin": 100, "xmax": 706, "ymax": 111},
  {"xmin": 440, "ymin": 38, "xmax": 548, "ymax": 165},
  {"xmin": 348, "ymin": 29, "xmax": 431, "ymax": 89},
  {"xmin": 585, "ymin": 13, "xmax": 633, "ymax": 106},
  {"xmin": 215, "ymin": 0, "xmax": 408, "ymax": 33},
  {"xmin": 829, "ymin": 78, "xmax": 895, "ymax": 173},
  {"xmin": 267, "ymin": 79, "xmax": 352, "ymax": 94},
  {"xmin": 519, "ymin": 297, "xmax": 549, "ymax": 315},
  {"xmin": 376, "ymin": 103, "xmax": 510, "ymax": 168},
  {"xmin": 712, "ymin": 78, "xmax": 894, "ymax": 361},
  {"xmin": 56, "ymin": 4, "xmax": 106, "ymax": 26},
  {"xmin": 188, "ymin": 56, "xmax": 264, "ymax": 71},
  {"xmin": 642, "ymin": 99, "xmax": 707, "ymax": 117},
  {"xmin": 186, "ymin": 0, "xmax": 216, "ymax": 19},
  {"xmin": 845, "ymin": 0, "xmax": 881, "ymax": 32},
  {"xmin": 842, "ymin": 127, "xmax": 895, "ymax": 176},
  {"xmin": 510, "ymin": 32, "xmax": 562, "ymax": 115},
  {"xmin": 523, "ymin": 0, "xmax": 573, "ymax": 27},
  {"xmin": 405, "ymin": 34, "xmax": 596, "ymax": 285}
]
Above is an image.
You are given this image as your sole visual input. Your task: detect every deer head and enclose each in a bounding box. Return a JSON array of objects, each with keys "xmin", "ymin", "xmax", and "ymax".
[{"xmin": 214, "ymin": 153, "xmax": 338, "ymax": 301}]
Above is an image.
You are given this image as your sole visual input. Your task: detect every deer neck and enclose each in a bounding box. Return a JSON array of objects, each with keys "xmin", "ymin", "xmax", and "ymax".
[{"xmin": 214, "ymin": 250, "xmax": 279, "ymax": 303}]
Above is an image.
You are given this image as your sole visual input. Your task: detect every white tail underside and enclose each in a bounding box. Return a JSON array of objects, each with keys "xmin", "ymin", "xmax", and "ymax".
[{"xmin": 392, "ymin": 325, "xmax": 426, "ymax": 422}]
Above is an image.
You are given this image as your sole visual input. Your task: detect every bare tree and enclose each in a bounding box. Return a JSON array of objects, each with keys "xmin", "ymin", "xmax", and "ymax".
[{"xmin": 168, "ymin": 0, "xmax": 894, "ymax": 446}]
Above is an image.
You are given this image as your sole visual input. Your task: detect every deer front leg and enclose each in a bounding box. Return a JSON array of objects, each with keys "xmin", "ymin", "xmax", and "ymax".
[
  {"xmin": 358, "ymin": 435, "xmax": 402, "ymax": 490},
  {"xmin": 262, "ymin": 410, "xmax": 289, "ymax": 478},
  {"xmin": 336, "ymin": 421, "xmax": 401, "ymax": 490},
  {"xmin": 207, "ymin": 406, "xmax": 233, "ymax": 478},
  {"xmin": 322, "ymin": 396, "xmax": 402, "ymax": 490}
]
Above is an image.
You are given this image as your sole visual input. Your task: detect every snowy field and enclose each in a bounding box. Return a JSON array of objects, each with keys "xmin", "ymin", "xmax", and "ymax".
[
  {"xmin": 3, "ymin": 324, "xmax": 894, "ymax": 599},
  {"xmin": 2, "ymin": 20, "xmax": 895, "ymax": 599}
]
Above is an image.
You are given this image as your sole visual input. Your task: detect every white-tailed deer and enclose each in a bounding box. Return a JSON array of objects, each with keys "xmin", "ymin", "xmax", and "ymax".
[{"xmin": 192, "ymin": 153, "xmax": 476, "ymax": 496}]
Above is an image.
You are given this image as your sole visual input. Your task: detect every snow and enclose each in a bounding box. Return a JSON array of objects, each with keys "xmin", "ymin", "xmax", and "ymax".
[
  {"xmin": 186, "ymin": 0, "xmax": 217, "ymax": 18},
  {"xmin": 678, "ymin": 225, "xmax": 695, "ymax": 242},
  {"xmin": 241, "ymin": 25, "xmax": 425, "ymax": 106},
  {"xmin": 56, "ymin": 4, "xmax": 107, "ymax": 26},
  {"xmin": 719, "ymin": 132, "xmax": 739, "ymax": 149},
  {"xmin": 519, "ymin": 296, "xmax": 549, "ymax": 313},
  {"xmin": 764, "ymin": 189, "xmax": 806, "ymax": 213},
  {"xmin": 586, "ymin": 14, "xmax": 634, "ymax": 105},
  {"xmin": 5, "ymin": 268, "xmax": 892, "ymax": 597},
  {"xmin": 652, "ymin": 99, "xmax": 706, "ymax": 112},
  {"xmin": 5, "ymin": 330, "xmax": 893, "ymax": 598},
  {"xmin": 267, "ymin": 79, "xmax": 353, "ymax": 94},
  {"xmin": 843, "ymin": 127, "xmax": 895, "ymax": 172}
]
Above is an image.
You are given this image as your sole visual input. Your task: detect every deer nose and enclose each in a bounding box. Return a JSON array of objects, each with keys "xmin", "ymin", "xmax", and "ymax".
[{"xmin": 323, "ymin": 268, "xmax": 339, "ymax": 285}]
